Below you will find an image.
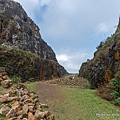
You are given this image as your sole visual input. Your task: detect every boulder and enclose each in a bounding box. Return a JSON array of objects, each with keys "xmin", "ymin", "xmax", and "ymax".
[
  {"xmin": 6, "ymin": 109, "xmax": 16, "ymax": 118},
  {"xmin": 28, "ymin": 112, "xmax": 35, "ymax": 120},
  {"xmin": 47, "ymin": 114, "xmax": 55, "ymax": 120},
  {"xmin": 0, "ymin": 104, "xmax": 11, "ymax": 116},
  {"xmin": 0, "ymin": 96, "xmax": 7, "ymax": 103},
  {"xmin": 7, "ymin": 97, "xmax": 19, "ymax": 102},
  {"xmin": 1, "ymin": 79, "xmax": 12, "ymax": 88},
  {"xmin": 35, "ymin": 110, "xmax": 50, "ymax": 119},
  {"xmin": 23, "ymin": 105, "xmax": 29, "ymax": 114}
]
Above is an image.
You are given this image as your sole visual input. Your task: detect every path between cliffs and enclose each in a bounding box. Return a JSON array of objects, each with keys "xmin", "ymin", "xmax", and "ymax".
[
  {"xmin": 35, "ymin": 81, "xmax": 120, "ymax": 120},
  {"xmin": 36, "ymin": 82, "xmax": 65, "ymax": 118},
  {"xmin": 35, "ymin": 82, "xmax": 85, "ymax": 120},
  {"xmin": 36, "ymin": 82, "xmax": 63, "ymax": 104}
]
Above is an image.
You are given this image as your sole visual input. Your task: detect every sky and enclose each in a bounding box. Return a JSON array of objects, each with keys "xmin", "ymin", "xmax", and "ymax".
[{"xmin": 14, "ymin": 0, "xmax": 120, "ymax": 73}]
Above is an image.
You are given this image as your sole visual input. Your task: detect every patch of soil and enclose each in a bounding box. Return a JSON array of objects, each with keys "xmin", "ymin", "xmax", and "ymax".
[{"xmin": 36, "ymin": 82, "xmax": 64, "ymax": 113}]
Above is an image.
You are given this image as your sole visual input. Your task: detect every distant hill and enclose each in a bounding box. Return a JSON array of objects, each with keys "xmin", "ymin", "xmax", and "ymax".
[
  {"xmin": 0, "ymin": 0, "xmax": 67, "ymax": 81},
  {"xmin": 79, "ymin": 18, "xmax": 120, "ymax": 88}
]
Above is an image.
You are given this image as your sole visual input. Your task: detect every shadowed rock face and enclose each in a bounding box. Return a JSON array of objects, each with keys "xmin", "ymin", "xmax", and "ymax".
[
  {"xmin": 79, "ymin": 18, "xmax": 120, "ymax": 88},
  {"xmin": 0, "ymin": 0, "xmax": 57, "ymax": 61}
]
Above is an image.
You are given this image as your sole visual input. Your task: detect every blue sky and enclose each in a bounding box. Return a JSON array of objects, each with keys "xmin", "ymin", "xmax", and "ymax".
[{"xmin": 14, "ymin": 0, "xmax": 120, "ymax": 73}]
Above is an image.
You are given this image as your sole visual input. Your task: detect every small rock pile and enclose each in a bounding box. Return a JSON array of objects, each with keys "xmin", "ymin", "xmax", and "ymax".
[
  {"xmin": 47, "ymin": 76, "xmax": 89, "ymax": 88},
  {"xmin": 0, "ymin": 72, "xmax": 12, "ymax": 88},
  {"xmin": 0, "ymin": 83, "xmax": 54, "ymax": 120},
  {"xmin": 0, "ymin": 71, "xmax": 54, "ymax": 120}
]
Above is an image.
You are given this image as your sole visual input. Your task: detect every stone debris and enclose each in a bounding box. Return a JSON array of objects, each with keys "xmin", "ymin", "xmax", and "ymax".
[
  {"xmin": 47, "ymin": 76, "xmax": 89, "ymax": 88},
  {"xmin": 0, "ymin": 73, "xmax": 54, "ymax": 120},
  {"xmin": 0, "ymin": 72, "xmax": 12, "ymax": 88}
]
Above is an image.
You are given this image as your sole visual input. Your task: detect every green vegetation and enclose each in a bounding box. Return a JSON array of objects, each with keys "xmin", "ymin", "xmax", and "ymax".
[
  {"xmin": 0, "ymin": 45, "xmax": 40, "ymax": 81},
  {"xmin": 11, "ymin": 76, "xmax": 21, "ymax": 83},
  {"xmin": 27, "ymin": 82, "xmax": 120, "ymax": 120},
  {"xmin": 0, "ymin": 39, "xmax": 3, "ymax": 45},
  {"xmin": 26, "ymin": 82, "xmax": 38, "ymax": 92},
  {"xmin": 0, "ymin": 86, "xmax": 5, "ymax": 94},
  {"xmin": 110, "ymin": 78, "xmax": 120, "ymax": 105},
  {"xmin": 56, "ymin": 87, "xmax": 120, "ymax": 120}
]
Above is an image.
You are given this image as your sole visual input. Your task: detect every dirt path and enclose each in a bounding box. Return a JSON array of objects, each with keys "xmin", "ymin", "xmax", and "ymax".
[{"xmin": 36, "ymin": 82, "xmax": 64, "ymax": 114}]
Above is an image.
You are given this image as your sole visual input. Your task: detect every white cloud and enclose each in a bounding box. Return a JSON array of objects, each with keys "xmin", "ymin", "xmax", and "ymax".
[
  {"xmin": 56, "ymin": 54, "xmax": 69, "ymax": 62},
  {"xmin": 56, "ymin": 51, "xmax": 92, "ymax": 73}
]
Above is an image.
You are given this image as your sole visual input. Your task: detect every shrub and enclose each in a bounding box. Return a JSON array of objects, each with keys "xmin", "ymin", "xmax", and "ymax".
[
  {"xmin": 96, "ymin": 41, "xmax": 104, "ymax": 50},
  {"xmin": 110, "ymin": 78, "xmax": 120, "ymax": 92},
  {"xmin": 11, "ymin": 76, "xmax": 21, "ymax": 83},
  {"xmin": 110, "ymin": 78, "xmax": 120, "ymax": 105}
]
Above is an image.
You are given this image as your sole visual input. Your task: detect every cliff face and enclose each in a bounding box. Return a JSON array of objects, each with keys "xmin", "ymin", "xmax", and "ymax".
[
  {"xmin": 79, "ymin": 19, "xmax": 120, "ymax": 88},
  {"xmin": 0, "ymin": 46, "xmax": 67, "ymax": 82},
  {"xmin": 0, "ymin": 0, "xmax": 67, "ymax": 81},
  {"xmin": 0, "ymin": 0, "xmax": 57, "ymax": 61}
]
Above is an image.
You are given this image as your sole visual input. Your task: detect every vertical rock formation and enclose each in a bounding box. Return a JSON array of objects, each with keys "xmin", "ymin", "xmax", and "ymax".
[
  {"xmin": 0, "ymin": 0, "xmax": 67, "ymax": 81},
  {"xmin": 0, "ymin": 0, "xmax": 56, "ymax": 61},
  {"xmin": 79, "ymin": 18, "xmax": 120, "ymax": 88}
]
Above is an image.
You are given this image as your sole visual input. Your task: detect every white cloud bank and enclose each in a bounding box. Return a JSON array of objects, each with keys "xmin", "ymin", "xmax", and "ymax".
[
  {"xmin": 14, "ymin": 0, "xmax": 120, "ymax": 73},
  {"xmin": 56, "ymin": 51, "xmax": 91, "ymax": 73}
]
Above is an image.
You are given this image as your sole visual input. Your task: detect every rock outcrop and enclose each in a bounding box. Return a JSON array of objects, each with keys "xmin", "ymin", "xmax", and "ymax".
[
  {"xmin": 0, "ymin": 69, "xmax": 12, "ymax": 88},
  {"xmin": 0, "ymin": 0, "xmax": 67, "ymax": 81},
  {"xmin": 0, "ymin": 0, "xmax": 56, "ymax": 61},
  {"xmin": 0, "ymin": 46, "xmax": 67, "ymax": 82},
  {"xmin": 79, "ymin": 18, "xmax": 120, "ymax": 88}
]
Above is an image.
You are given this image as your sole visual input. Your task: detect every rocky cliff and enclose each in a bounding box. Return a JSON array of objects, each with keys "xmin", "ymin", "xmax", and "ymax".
[
  {"xmin": 0, "ymin": 0, "xmax": 67, "ymax": 81},
  {"xmin": 0, "ymin": 0, "xmax": 57, "ymax": 61},
  {"xmin": 79, "ymin": 18, "xmax": 120, "ymax": 88}
]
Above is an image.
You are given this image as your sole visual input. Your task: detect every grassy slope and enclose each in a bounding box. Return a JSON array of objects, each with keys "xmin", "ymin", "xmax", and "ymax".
[{"xmin": 27, "ymin": 82, "xmax": 120, "ymax": 120}]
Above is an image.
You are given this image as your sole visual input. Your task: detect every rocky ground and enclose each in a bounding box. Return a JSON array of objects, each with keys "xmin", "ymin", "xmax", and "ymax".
[
  {"xmin": 0, "ymin": 72, "xmax": 54, "ymax": 120},
  {"xmin": 46, "ymin": 75, "xmax": 89, "ymax": 88}
]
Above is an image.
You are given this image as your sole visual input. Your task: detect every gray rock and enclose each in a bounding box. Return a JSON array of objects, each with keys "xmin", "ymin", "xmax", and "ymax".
[{"xmin": 0, "ymin": 0, "xmax": 57, "ymax": 61}]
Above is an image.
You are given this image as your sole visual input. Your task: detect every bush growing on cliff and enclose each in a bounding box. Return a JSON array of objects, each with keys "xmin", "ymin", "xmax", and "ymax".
[
  {"xmin": 96, "ymin": 41, "xmax": 104, "ymax": 50},
  {"xmin": 110, "ymin": 78, "xmax": 120, "ymax": 105}
]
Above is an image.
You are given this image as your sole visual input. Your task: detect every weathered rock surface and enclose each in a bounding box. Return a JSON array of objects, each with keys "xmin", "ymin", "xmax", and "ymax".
[
  {"xmin": 0, "ymin": 48, "xmax": 67, "ymax": 81},
  {"xmin": 0, "ymin": 82, "xmax": 54, "ymax": 120},
  {"xmin": 0, "ymin": 0, "xmax": 67, "ymax": 81},
  {"xmin": 0, "ymin": 71, "xmax": 12, "ymax": 88},
  {"xmin": 0, "ymin": 0, "xmax": 56, "ymax": 61},
  {"xmin": 79, "ymin": 18, "xmax": 120, "ymax": 88}
]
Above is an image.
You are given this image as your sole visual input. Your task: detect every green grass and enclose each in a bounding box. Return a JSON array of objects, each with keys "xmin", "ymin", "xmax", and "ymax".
[
  {"xmin": 0, "ymin": 86, "xmax": 5, "ymax": 94},
  {"xmin": 58, "ymin": 87, "xmax": 120, "ymax": 120},
  {"xmin": 26, "ymin": 82, "xmax": 38, "ymax": 92},
  {"xmin": 27, "ymin": 82, "xmax": 120, "ymax": 120}
]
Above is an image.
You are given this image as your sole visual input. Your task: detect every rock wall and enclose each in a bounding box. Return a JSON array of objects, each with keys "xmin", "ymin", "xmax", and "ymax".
[
  {"xmin": 79, "ymin": 19, "xmax": 120, "ymax": 88},
  {"xmin": 0, "ymin": 46, "xmax": 67, "ymax": 82},
  {"xmin": 0, "ymin": 0, "xmax": 57, "ymax": 61},
  {"xmin": 0, "ymin": 0, "xmax": 68, "ymax": 81}
]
